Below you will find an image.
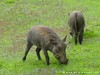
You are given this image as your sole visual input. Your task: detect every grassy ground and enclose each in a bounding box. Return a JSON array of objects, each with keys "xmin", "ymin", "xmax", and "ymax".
[{"xmin": 0, "ymin": 0, "xmax": 100, "ymax": 75}]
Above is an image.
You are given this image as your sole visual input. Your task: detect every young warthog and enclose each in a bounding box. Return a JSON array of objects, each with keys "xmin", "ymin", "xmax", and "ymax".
[
  {"xmin": 68, "ymin": 11, "xmax": 85, "ymax": 45},
  {"xmin": 22, "ymin": 25, "xmax": 68, "ymax": 65}
]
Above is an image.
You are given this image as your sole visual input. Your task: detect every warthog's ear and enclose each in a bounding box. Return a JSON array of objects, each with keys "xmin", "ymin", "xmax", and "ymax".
[
  {"xmin": 62, "ymin": 35, "xmax": 67, "ymax": 42},
  {"xmin": 50, "ymin": 39, "xmax": 57, "ymax": 45},
  {"xmin": 70, "ymin": 32, "xmax": 73, "ymax": 36}
]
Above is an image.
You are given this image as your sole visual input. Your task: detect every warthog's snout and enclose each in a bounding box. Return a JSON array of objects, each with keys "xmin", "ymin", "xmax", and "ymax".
[{"xmin": 60, "ymin": 58, "xmax": 68, "ymax": 64}]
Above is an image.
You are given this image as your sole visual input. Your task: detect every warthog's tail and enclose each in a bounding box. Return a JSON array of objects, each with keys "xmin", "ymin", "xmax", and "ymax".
[{"xmin": 74, "ymin": 13, "xmax": 78, "ymax": 33}]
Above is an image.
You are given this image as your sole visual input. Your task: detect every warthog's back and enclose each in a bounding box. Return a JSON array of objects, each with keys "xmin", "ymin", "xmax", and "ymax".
[{"xmin": 69, "ymin": 11, "xmax": 85, "ymax": 32}]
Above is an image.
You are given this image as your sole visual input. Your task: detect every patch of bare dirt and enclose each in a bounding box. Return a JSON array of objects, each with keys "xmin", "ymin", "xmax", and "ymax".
[
  {"xmin": 0, "ymin": 20, "xmax": 11, "ymax": 38},
  {"xmin": 53, "ymin": 27, "xmax": 70, "ymax": 38},
  {"xmin": 8, "ymin": 34, "xmax": 26, "ymax": 53}
]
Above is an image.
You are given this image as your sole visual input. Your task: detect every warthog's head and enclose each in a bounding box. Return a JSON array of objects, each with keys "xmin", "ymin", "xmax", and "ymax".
[{"xmin": 50, "ymin": 35, "xmax": 68, "ymax": 64}]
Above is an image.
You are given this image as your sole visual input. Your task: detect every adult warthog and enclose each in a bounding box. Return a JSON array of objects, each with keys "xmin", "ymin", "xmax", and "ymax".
[
  {"xmin": 22, "ymin": 25, "xmax": 68, "ymax": 65},
  {"xmin": 68, "ymin": 11, "xmax": 85, "ymax": 44}
]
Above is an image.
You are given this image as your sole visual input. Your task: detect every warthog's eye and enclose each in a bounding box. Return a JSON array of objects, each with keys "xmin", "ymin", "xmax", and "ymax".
[
  {"xmin": 57, "ymin": 46, "xmax": 62, "ymax": 51},
  {"xmin": 58, "ymin": 47, "xmax": 61, "ymax": 50}
]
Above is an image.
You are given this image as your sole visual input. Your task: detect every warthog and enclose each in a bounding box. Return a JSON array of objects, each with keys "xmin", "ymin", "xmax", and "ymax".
[
  {"xmin": 22, "ymin": 25, "xmax": 68, "ymax": 65},
  {"xmin": 68, "ymin": 11, "xmax": 85, "ymax": 44}
]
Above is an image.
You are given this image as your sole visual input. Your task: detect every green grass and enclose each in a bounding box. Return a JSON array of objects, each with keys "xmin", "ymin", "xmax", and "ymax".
[{"xmin": 0, "ymin": 0, "xmax": 100, "ymax": 75}]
